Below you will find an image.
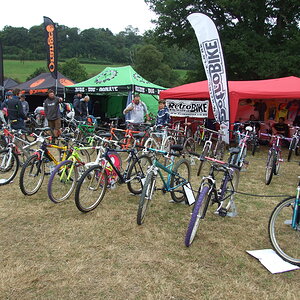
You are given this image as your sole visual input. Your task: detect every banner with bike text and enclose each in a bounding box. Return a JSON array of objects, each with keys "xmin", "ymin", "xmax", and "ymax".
[
  {"xmin": 43, "ymin": 16, "xmax": 58, "ymax": 80},
  {"xmin": 187, "ymin": 13, "xmax": 230, "ymax": 143},
  {"xmin": 166, "ymin": 99, "xmax": 209, "ymax": 118}
]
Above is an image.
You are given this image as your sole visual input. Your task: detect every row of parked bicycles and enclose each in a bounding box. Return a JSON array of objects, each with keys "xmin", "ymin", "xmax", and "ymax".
[{"xmin": 0, "ymin": 117, "xmax": 299, "ymax": 266}]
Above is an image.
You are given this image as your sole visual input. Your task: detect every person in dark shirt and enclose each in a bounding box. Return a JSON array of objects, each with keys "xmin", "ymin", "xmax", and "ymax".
[
  {"xmin": 79, "ymin": 96, "xmax": 90, "ymax": 120},
  {"xmin": 156, "ymin": 100, "xmax": 170, "ymax": 126},
  {"xmin": 73, "ymin": 92, "xmax": 83, "ymax": 120},
  {"xmin": 244, "ymin": 114, "xmax": 261, "ymax": 132},
  {"xmin": 7, "ymin": 88, "xmax": 27, "ymax": 131},
  {"xmin": 44, "ymin": 89, "xmax": 62, "ymax": 137},
  {"xmin": 272, "ymin": 117, "xmax": 289, "ymax": 137}
]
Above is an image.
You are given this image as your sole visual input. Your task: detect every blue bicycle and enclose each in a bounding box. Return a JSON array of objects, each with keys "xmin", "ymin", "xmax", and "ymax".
[{"xmin": 268, "ymin": 177, "xmax": 300, "ymax": 266}]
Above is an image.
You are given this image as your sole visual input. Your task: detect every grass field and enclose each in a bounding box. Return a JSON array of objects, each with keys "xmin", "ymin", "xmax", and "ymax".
[
  {"xmin": 3, "ymin": 60, "xmax": 188, "ymax": 83},
  {"xmin": 1, "ymin": 145, "xmax": 299, "ymax": 299}
]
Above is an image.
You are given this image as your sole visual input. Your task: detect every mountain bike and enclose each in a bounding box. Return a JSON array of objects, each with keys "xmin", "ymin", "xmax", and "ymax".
[
  {"xmin": 75, "ymin": 142, "xmax": 152, "ymax": 212},
  {"xmin": 137, "ymin": 144, "xmax": 191, "ymax": 225},
  {"xmin": 185, "ymin": 152, "xmax": 240, "ymax": 247},
  {"xmin": 261, "ymin": 133, "xmax": 289, "ymax": 185},
  {"xmin": 268, "ymin": 177, "xmax": 300, "ymax": 266},
  {"xmin": 287, "ymin": 126, "xmax": 300, "ymax": 162}
]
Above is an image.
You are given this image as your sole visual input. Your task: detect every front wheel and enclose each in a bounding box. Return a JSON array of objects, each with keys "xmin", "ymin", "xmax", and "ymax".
[
  {"xmin": 75, "ymin": 165, "xmax": 108, "ymax": 212},
  {"xmin": 170, "ymin": 159, "xmax": 191, "ymax": 203},
  {"xmin": 19, "ymin": 154, "xmax": 44, "ymax": 195},
  {"xmin": 265, "ymin": 150, "xmax": 276, "ymax": 185},
  {"xmin": 197, "ymin": 143, "xmax": 210, "ymax": 177},
  {"xmin": 287, "ymin": 138, "xmax": 296, "ymax": 162},
  {"xmin": 185, "ymin": 185, "xmax": 211, "ymax": 247},
  {"xmin": 269, "ymin": 198, "xmax": 300, "ymax": 266},
  {"xmin": 47, "ymin": 160, "xmax": 78, "ymax": 203},
  {"xmin": 137, "ymin": 171, "xmax": 156, "ymax": 225},
  {"xmin": 183, "ymin": 137, "xmax": 196, "ymax": 154},
  {"xmin": 0, "ymin": 149, "xmax": 19, "ymax": 186},
  {"xmin": 127, "ymin": 154, "xmax": 152, "ymax": 195}
]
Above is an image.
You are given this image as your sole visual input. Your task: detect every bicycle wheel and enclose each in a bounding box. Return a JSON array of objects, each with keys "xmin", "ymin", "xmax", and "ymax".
[
  {"xmin": 144, "ymin": 137, "xmax": 159, "ymax": 150},
  {"xmin": 269, "ymin": 197, "xmax": 300, "ymax": 266},
  {"xmin": 170, "ymin": 159, "xmax": 191, "ymax": 203},
  {"xmin": 219, "ymin": 168, "xmax": 240, "ymax": 217},
  {"xmin": 0, "ymin": 149, "xmax": 19, "ymax": 186},
  {"xmin": 137, "ymin": 171, "xmax": 156, "ymax": 225},
  {"xmin": 274, "ymin": 153, "xmax": 280, "ymax": 175},
  {"xmin": 287, "ymin": 138, "xmax": 296, "ymax": 162},
  {"xmin": 19, "ymin": 154, "xmax": 45, "ymax": 195},
  {"xmin": 295, "ymin": 141, "xmax": 300, "ymax": 156},
  {"xmin": 47, "ymin": 160, "xmax": 78, "ymax": 203},
  {"xmin": 214, "ymin": 140, "xmax": 225, "ymax": 160},
  {"xmin": 162, "ymin": 136, "xmax": 176, "ymax": 152},
  {"xmin": 127, "ymin": 154, "xmax": 152, "ymax": 195},
  {"xmin": 185, "ymin": 185, "xmax": 211, "ymax": 247},
  {"xmin": 197, "ymin": 143, "xmax": 210, "ymax": 177},
  {"xmin": 265, "ymin": 150, "xmax": 276, "ymax": 185},
  {"xmin": 183, "ymin": 137, "xmax": 196, "ymax": 153},
  {"xmin": 75, "ymin": 165, "xmax": 108, "ymax": 212},
  {"xmin": 250, "ymin": 138, "xmax": 258, "ymax": 156}
]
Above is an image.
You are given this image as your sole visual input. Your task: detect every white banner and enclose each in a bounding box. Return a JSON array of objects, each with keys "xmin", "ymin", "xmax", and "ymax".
[
  {"xmin": 187, "ymin": 13, "xmax": 230, "ymax": 143},
  {"xmin": 166, "ymin": 99, "xmax": 209, "ymax": 118}
]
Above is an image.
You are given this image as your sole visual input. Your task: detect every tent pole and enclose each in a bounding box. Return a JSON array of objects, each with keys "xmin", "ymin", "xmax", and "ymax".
[{"xmin": 55, "ymin": 78, "xmax": 58, "ymax": 95}]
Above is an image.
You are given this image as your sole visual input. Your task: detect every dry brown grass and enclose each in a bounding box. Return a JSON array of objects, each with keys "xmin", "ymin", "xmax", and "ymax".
[{"xmin": 1, "ymin": 146, "xmax": 300, "ymax": 299}]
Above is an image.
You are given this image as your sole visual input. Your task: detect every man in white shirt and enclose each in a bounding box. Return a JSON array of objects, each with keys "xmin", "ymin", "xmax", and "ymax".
[{"xmin": 123, "ymin": 94, "xmax": 150, "ymax": 124}]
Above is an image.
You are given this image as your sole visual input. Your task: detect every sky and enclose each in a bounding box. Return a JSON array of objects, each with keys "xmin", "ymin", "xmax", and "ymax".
[{"xmin": 0, "ymin": 0, "xmax": 157, "ymax": 34}]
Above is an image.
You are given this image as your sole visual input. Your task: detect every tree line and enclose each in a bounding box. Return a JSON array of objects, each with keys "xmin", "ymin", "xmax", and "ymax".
[{"xmin": 1, "ymin": 0, "xmax": 299, "ymax": 86}]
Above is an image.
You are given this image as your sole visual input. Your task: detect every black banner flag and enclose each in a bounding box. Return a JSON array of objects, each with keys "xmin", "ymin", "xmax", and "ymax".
[{"xmin": 43, "ymin": 16, "xmax": 58, "ymax": 79}]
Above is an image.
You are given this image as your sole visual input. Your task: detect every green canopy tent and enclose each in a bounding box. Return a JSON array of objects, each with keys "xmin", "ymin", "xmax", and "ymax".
[{"xmin": 65, "ymin": 65, "xmax": 166, "ymax": 120}]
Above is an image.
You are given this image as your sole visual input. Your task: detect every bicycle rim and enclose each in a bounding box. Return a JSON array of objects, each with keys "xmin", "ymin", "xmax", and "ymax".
[
  {"xmin": 75, "ymin": 165, "xmax": 108, "ymax": 212},
  {"xmin": 0, "ymin": 149, "xmax": 19, "ymax": 186},
  {"xmin": 269, "ymin": 198, "xmax": 300, "ymax": 266},
  {"xmin": 19, "ymin": 154, "xmax": 44, "ymax": 195},
  {"xmin": 265, "ymin": 151, "xmax": 275, "ymax": 185}
]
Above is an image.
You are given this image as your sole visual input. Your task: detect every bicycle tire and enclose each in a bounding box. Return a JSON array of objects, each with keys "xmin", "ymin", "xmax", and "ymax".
[
  {"xmin": 269, "ymin": 197, "xmax": 300, "ymax": 266},
  {"xmin": 162, "ymin": 136, "xmax": 176, "ymax": 152},
  {"xmin": 295, "ymin": 141, "xmax": 300, "ymax": 156},
  {"xmin": 214, "ymin": 140, "xmax": 225, "ymax": 160},
  {"xmin": 265, "ymin": 150, "xmax": 276, "ymax": 185},
  {"xmin": 19, "ymin": 154, "xmax": 45, "ymax": 195},
  {"xmin": 137, "ymin": 171, "xmax": 156, "ymax": 225},
  {"xmin": 183, "ymin": 137, "xmax": 196, "ymax": 153},
  {"xmin": 250, "ymin": 138, "xmax": 258, "ymax": 156},
  {"xmin": 287, "ymin": 138, "xmax": 296, "ymax": 162},
  {"xmin": 197, "ymin": 143, "xmax": 210, "ymax": 177},
  {"xmin": 170, "ymin": 159, "xmax": 191, "ymax": 203},
  {"xmin": 274, "ymin": 153, "xmax": 280, "ymax": 175},
  {"xmin": 0, "ymin": 149, "xmax": 19, "ymax": 186},
  {"xmin": 127, "ymin": 154, "xmax": 152, "ymax": 195},
  {"xmin": 185, "ymin": 185, "xmax": 211, "ymax": 247},
  {"xmin": 75, "ymin": 165, "xmax": 108, "ymax": 212},
  {"xmin": 47, "ymin": 160, "xmax": 78, "ymax": 203},
  {"xmin": 144, "ymin": 137, "xmax": 159, "ymax": 150}
]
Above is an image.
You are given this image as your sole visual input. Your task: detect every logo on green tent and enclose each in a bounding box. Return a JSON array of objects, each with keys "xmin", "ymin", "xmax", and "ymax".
[
  {"xmin": 95, "ymin": 70, "xmax": 118, "ymax": 84},
  {"xmin": 133, "ymin": 73, "xmax": 150, "ymax": 84}
]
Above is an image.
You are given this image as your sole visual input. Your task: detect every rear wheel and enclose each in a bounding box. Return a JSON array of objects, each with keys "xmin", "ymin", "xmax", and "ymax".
[
  {"xmin": 214, "ymin": 140, "xmax": 225, "ymax": 160},
  {"xmin": 19, "ymin": 154, "xmax": 44, "ymax": 195},
  {"xmin": 75, "ymin": 165, "xmax": 108, "ymax": 212},
  {"xmin": 47, "ymin": 160, "xmax": 78, "ymax": 203},
  {"xmin": 0, "ymin": 149, "xmax": 19, "ymax": 186},
  {"xmin": 269, "ymin": 198, "xmax": 300, "ymax": 266},
  {"xmin": 127, "ymin": 154, "xmax": 152, "ymax": 195},
  {"xmin": 183, "ymin": 137, "xmax": 196, "ymax": 153},
  {"xmin": 287, "ymin": 138, "xmax": 296, "ymax": 162},
  {"xmin": 170, "ymin": 159, "xmax": 191, "ymax": 203},
  {"xmin": 137, "ymin": 171, "xmax": 156, "ymax": 225},
  {"xmin": 185, "ymin": 185, "xmax": 211, "ymax": 247},
  {"xmin": 265, "ymin": 150, "xmax": 276, "ymax": 185},
  {"xmin": 162, "ymin": 136, "xmax": 176, "ymax": 152}
]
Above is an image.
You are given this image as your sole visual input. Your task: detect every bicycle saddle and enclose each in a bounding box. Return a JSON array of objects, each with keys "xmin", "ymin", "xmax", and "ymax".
[
  {"xmin": 170, "ymin": 145, "xmax": 184, "ymax": 152},
  {"xmin": 229, "ymin": 147, "xmax": 240, "ymax": 154}
]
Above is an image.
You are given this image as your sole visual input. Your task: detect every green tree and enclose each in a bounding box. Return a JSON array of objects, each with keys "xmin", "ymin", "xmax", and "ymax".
[
  {"xmin": 134, "ymin": 44, "xmax": 180, "ymax": 87},
  {"xmin": 26, "ymin": 67, "xmax": 47, "ymax": 81},
  {"xmin": 59, "ymin": 58, "xmax": 88, "ymax": 83},
  {"xmin": 145, "ymin": 0, "xmax": 300, "ymax": 80}
]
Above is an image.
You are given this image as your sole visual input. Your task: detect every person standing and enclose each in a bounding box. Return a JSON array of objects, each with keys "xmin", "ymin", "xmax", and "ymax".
[
  {"xmin": 79, "ymin": 96, "xmax": 90, "ymax": 121},
  {"xmin": 20, "ymin": 94, "xmax": 29, "ymax": 117},
  {"xmin": 6, "ymin": 88, "xmax": 27, "ymax": 131},
  {"xmin": 73, "ymin": 92, "xmax": 83, "ymax": 120},
  {"xmin": 156, "ymin": 100, "xmax": 170, "ymax": 126},
  {"xmin": 44, "ymin": 89, "xmax": 62, "ymax": 138},
  {"xmin": 123, "ymin": 94, "xmax": 150, "ymax": 127}
]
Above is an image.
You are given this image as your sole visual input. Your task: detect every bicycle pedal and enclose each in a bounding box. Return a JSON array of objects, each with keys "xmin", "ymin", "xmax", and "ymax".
[{"xmin": 217, "ymin": 207, "xmax": 227, "ymax": 217}]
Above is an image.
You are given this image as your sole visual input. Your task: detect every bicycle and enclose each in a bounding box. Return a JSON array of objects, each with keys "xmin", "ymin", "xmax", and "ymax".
[
  {"xmin": 74, "ymin": 140, "xmax": 152, "ymax": 212},
  {"xmin": 287, "ymin": 126, "xmax": 300, "ymax": 162},
  {"xmin": 196, "ymin": 127, "xmax": 226, "ymax": 176},
  {"xmin": 136, "ymin": 144, "xmax": 191, "ymax": 225},
  {"xmin": 185, "ymin": 151, "xmax": 241, "ymax": 247},
  {"xmin": 268, "ymin": 177, "xmax": 300, "ymax": 266},
  {"xmin": 261, "ymin": 133, "xmax": 289, "ymax": 185}
]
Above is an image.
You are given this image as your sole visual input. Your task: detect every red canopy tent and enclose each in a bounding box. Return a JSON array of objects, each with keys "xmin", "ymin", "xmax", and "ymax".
[{"xmin": 160, "ymin": 76, "xmax": 300, "ymax": 125}]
